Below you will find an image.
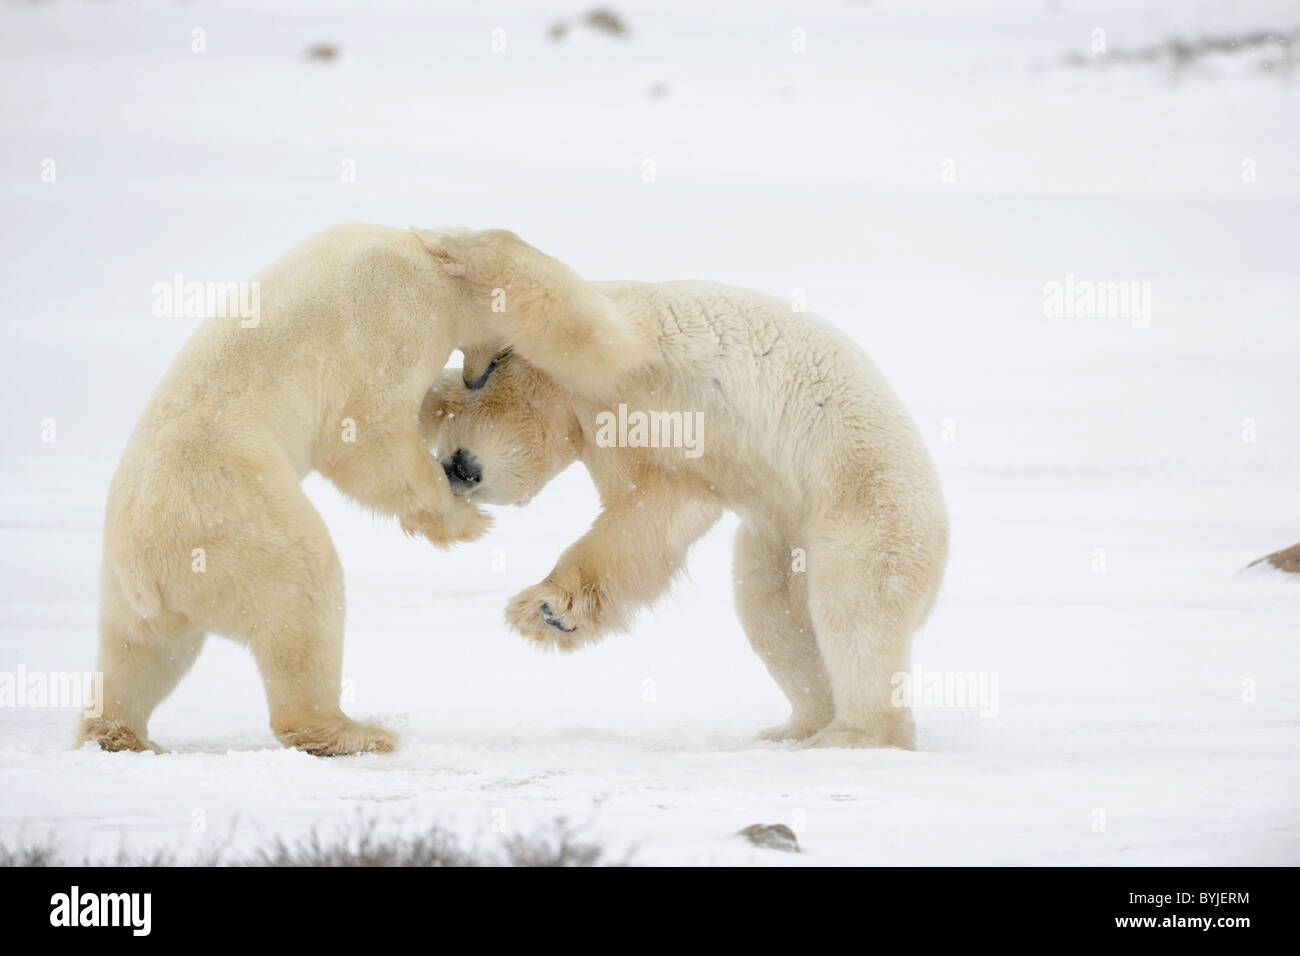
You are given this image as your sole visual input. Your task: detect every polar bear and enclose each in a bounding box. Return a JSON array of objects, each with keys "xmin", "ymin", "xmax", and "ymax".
[
  {"xmin": 419, "ymin": 229, "xmax": 949, "ymax": 749},
  {"xmin": 80, "ymin": 223, "xmax": 504, "ymax": 756}
]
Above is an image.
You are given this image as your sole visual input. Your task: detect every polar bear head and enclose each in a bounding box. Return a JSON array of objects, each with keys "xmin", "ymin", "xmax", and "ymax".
[{"xmin": 420, "ymin": 355, "xmax": 581, "ymax": 507}]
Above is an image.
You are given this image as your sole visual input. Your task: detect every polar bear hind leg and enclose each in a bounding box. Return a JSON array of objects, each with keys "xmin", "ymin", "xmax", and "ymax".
[
  {"xmin": 797, "ymin": 516, "xmax": 940, "ymax": 750},
  {"xmin": 210, "ymin": 491, "xmax": 397, "ymax": 756},
  {"xmin": 110, "ymin": 474, "xmax": 396, "ymax": 757},
  {"xmin": 733, "ymin": 524, "xmax": 835, "ymax": 742},
  {"xmin": 78, "ymin": 577, "xmax": 205, "ymax": 753}
]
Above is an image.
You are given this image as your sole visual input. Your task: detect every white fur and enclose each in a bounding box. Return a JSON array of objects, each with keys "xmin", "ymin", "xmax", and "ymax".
[
  {"xmin": 82, "ymin": 223, "xmax": 502, "ymax": 755},
  {"xmin": 424, "ymin": 231, "xmax": 949, "ymax": 749}
]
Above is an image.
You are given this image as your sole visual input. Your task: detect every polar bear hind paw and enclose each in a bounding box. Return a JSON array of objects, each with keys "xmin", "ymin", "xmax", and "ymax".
[
  {"xmin": 78, "ymin": 717, "xmax": 164, "ymax": 754},
  {"xmin": 755, "ymin": 720, "xmax": 823, "ymax": 743},
  {"xmin": 796, "ymin": 722, "xmax": 915, "ymax": 751},
  {"xmin": 274, "ymin": 718, "xmax": 398, "ymax": 756}
]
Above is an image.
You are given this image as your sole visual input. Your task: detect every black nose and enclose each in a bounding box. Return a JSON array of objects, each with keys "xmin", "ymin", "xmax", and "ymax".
[{"xmin": 442, "ymin": 449, "xmax": 482, "ymax": 491}]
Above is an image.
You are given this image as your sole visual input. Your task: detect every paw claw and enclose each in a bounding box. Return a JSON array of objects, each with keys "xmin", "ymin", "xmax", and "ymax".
[
  {"xmin": 539, "ymin": 602, "xmax": 577, "ymax": 632},
  {"xmin": 506, "ymin": 577, "xmax": 612, "ymax": 651}
]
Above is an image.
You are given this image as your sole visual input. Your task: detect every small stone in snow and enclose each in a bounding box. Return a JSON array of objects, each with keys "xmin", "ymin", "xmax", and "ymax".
[{"xmin": 738, "ymin": 823, "xmax": 799, "ymax": 852}]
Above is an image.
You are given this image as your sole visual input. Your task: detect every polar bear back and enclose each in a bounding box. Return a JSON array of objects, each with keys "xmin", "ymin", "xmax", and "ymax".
[{"xmin": 589, "ymin": 280, "xmax": 938, "ymax": 496}]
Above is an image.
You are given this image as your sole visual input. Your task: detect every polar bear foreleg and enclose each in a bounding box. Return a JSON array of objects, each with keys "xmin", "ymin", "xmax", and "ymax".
[
  {"xmin": 505, "ymin": 485, "xmax": 721, "ymax": 651},
  {"xmin": 318, "ymin": 403, "xmax": 490, "ymax": 548},
  {"xmin": 416, "ymin": 227, "xmax": 650, "ymax": 393}
]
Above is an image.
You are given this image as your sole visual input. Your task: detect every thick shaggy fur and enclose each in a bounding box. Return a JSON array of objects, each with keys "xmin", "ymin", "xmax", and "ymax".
[
  {"xmin": 81, "ymin": 224, "xmax": 502, "ymax": 755},
  {"xmin": 422, "ymin": 230, "xmax": 949, "ymax": 749}
]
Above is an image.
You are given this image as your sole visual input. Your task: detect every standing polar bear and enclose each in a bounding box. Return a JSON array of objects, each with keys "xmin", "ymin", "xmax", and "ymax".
[
  {"xmin": 82, "ymin": 223, "xmax": 501, "ymax": 756},
  {"xmin": 420, "ymin": 229, "xmax": 949, "ymax": 749}
]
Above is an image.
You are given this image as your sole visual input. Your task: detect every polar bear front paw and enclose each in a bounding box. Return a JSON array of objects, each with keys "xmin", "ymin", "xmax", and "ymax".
[
  {"xmin": 506, "ymin": 574, "xmax": 614, "ymax": 651},
  {"xmin": 401, "ymin": 498, "xmax": 491, "ymax": 548},
  {"xmin": 539, "ymin": 602, "xmax": 577, "ymax": 632}
]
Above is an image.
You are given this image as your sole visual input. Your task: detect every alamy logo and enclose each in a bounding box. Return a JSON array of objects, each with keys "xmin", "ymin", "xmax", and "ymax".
[
  {"xmin": 890, "ymin": 667, "xmax": 999, "ymax": 718},
  {"xmin": 594, "ymin": 404, "xmax": 704, "ymax": 459},
  {"xmin": 0, "ymin": 666, "xmax": 102, "ymax": 716},
  {"xmin": 152, "ymin": 273, "xmax": 260, "ymax": 327},
  {"xmin": 50, "ymin": 886, "xmax": 151, "ymax": 936},
  {"xmin": 1042, "ymin": 273, "xmax": 1151, "ymax": 328}
]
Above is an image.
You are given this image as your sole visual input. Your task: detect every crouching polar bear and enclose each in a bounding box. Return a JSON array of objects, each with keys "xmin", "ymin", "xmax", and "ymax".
[
  {"xmin": 81, "ymin": 223, "xmax": 500, "ymax": 756},
  {"xmin": 419, "ymin": 229, "xmax": 949, "ymax": 749}
]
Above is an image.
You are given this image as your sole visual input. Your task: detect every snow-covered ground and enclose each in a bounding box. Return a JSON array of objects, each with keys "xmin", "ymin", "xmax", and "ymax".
[{"xmin": 1, "ymin": 0, "xmax": 1297, "ymax": 865}]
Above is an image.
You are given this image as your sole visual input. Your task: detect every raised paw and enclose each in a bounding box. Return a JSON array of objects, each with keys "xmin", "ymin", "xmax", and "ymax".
[
  {"xmin": 505, "ymin": 573, "xmax": 617, "ymax": 652},
  {"xmin": 400, "ymin": 497, "xmax": 491, "ymax": 548}
]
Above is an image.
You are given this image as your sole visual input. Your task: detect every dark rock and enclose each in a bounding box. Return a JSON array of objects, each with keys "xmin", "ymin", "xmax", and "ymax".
[
  {"xmin": 739, "ymin": 823, "xmax": 800, "ymax": 852},
  {"xmin": 305, "ymin": 44, "xmax": 339, "ymax": 63}
]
